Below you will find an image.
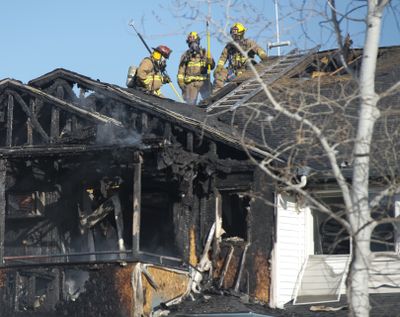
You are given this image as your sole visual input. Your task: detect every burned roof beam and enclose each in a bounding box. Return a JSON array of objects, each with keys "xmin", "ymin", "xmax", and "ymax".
[
  {"xmin": 6, "ymin": 90, "xmax": 50, "ymax": 142},
  {"xmin": 28, "ymin": 70, "xmax": 279, "ymax": 159},
  {"xmin": 0, "ymin": 140, "xmax": 164, "ymax": 158},
  {"xmin": 1, "ymin": 80, "xmax": 123, "ymax": 127}
]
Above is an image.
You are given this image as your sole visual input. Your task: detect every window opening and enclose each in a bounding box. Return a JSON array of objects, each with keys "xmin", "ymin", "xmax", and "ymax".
[
  {"xmin": 140, "ymin": 191, "xmax": 179, "ymax": 257},
  {"xmin": 221, "ymin": 192, "xmax": 249, "ymax": 241}
]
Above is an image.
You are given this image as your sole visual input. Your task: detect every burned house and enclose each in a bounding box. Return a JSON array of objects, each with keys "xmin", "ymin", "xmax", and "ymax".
[
  {"xmin": 0, "ymin": 68, "xmax": 274, "ymax": 316},
  {"xmin": 0, "ymin": 45, "xmax": 400, "ymax": 317}
]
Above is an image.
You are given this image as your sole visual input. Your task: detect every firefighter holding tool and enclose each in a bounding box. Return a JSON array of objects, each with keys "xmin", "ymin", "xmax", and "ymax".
[{"xmin": 177, "ymin": 31, "xmax": 215, "ymax": 105}]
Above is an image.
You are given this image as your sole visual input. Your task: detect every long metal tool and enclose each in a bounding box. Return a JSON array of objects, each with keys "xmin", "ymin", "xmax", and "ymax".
[{"xmin": 128, "ymin": 20, "xmax": 184, "ymax": 102}]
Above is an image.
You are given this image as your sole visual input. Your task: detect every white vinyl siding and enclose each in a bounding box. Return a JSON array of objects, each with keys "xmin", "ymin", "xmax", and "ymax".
[{"xmin": 271, "ymin": 193, "xmax": 313, "ymax": 308}]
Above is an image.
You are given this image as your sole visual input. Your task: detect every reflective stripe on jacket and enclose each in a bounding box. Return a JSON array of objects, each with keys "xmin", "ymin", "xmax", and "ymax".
[
  {"xmin": 216, "ymin": 38, "xmax": 268, "ymax": 75},
  {"xmin": 178, "ymin": 48, "xmax": 215, "ymax": 84},
  {"xmin": 136, "ymin": 57, "xmax": 163, "ymax": 92}
]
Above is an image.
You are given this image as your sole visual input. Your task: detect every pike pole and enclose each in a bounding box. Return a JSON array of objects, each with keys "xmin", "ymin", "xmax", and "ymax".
[
  {"xmin": 206, "ymin": 20, "xmax": 211, "ymax": 76},
  {"xmin": 206, "ymin": 0, "xmax": 212, "ymax": 94},
  {"xmin": 128, "ymin": 20, "xmax": 184, "ymax": 102}
]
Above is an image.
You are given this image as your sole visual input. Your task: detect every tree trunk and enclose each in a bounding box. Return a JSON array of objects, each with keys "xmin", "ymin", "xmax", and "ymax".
[{"xmin": 348, "ymin": 1, "xmax": 388, "ymax": 316}]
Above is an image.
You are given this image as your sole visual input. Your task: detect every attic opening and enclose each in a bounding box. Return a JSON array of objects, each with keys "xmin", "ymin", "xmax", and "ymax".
[{"xmin": 220, "ymin": 191, "xmax": 250, "ymax": 241}]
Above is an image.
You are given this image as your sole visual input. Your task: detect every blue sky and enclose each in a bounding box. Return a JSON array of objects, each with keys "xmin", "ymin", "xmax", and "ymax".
[{"xmin": 0, "ymin": 1, "xmax": 399, "ymax": 100}]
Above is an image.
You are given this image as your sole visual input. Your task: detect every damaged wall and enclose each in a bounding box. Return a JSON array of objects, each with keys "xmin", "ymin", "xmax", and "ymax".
[{"xmin": 212, "ymin": 167, "xmax": 274, "ymax": 303}]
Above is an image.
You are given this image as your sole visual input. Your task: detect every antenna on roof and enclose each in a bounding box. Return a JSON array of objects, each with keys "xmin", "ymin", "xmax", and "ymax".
[{"xmin": 268, "ymin": 0, "xmax": 291, "ymax": 56}]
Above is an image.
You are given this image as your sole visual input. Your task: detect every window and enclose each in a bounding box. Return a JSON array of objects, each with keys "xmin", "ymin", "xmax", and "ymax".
[
  {"xmin": 370, "ymin": 194, "xmax": 396, "ymax": 252},
  {"xmin": 313, "ymin": 194, "xmax": 349, "ymax": 254},
  {"xmin": 313, "ymin": 191, "xmax": 399, "ymax": 254},
  {"xmin": 220, "ymin": 191, "xmax": 250, "ymax": 241}
]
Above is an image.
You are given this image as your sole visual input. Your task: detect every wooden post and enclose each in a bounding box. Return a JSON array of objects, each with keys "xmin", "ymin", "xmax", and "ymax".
[
  {"xmin": 132, "ymin": 152, "xmax": 142, "ymax": 258},
  {"xmin": 140, "ymin": 113, "xmax": 148, "ymax": 134},
  {"xmin": 6, "ymin": 94, "xmax": 14, "ymax": 147},
  {"xmin": 50, "ymin": 86, "xmax": 63, "ymax": 141},
  {"xmin": 186, "ymin": 132, "xmax": 194, "ymax": 152},
  {"xmin": 71, "ymin": 116, "xmax": 78, "ymax": 132},
  {"xmin": 0, "ymin": 159, "xmax": 6, "ymax": 265},
  {"xmin": 163, "ymin": 122, "xmax": 172, "ymax": 143},
  {"xmin": 27, "ymin": 100, "xmax": 35, "ymax": 145}
]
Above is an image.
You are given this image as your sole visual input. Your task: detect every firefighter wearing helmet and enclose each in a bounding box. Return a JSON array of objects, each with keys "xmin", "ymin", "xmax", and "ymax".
[
  {"xmin": 213, "ymin": 22, "xmax": 268, "ymax": 93},
  {"xmin": 177, "ymin": 31, "xmax": 215, "ymax": 105},
  {"xmin": 135, "ymin": 45, "xmax": 172, "ymax": 97}
]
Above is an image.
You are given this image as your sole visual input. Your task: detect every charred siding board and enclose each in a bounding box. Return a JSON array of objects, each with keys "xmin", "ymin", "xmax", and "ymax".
[
  {"xmin": 247, "ymin": 168, "xmax": 274, "ymax": 302},
  {"xmin": 142, "ymin": 266, "xmax": 189, "ymax": 315}
]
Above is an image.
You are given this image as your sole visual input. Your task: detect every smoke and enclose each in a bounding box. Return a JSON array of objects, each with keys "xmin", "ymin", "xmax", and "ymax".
[
  {"xmin": 93, "ymin": 97, "xmax": 143, "ymax": 146},
  {"xmin": 96, "ymin": 123, "xmax": 142, "ymax": 146},
  {"xmin": 64, "ymin": 270, "xmax": 89, "ymax": 301}
]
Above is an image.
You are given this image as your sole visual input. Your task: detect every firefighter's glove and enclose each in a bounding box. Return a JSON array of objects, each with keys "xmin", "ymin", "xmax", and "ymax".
[
  {"xmin": 178, "ymin": 79, "xmax": 185, "ymax": 90},
  {"xmin": 163, "ymin": 75, "xmax": 171, "ymax": 84}
]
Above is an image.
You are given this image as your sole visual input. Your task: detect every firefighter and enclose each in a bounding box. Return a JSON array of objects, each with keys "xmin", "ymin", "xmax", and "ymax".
[
  {"xmin": 177, "ymin": 32, "xmax": 215, "ymax": 105},
  {"xmin": 135, "ymin": 45, "xmax": 172, "ymax": 97},
  {"xmin": 213, "ymin": 22, "xmax": 268, "ymax": 92}
]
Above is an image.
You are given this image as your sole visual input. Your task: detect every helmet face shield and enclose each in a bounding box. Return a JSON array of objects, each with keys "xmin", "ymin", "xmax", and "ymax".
[
  {"xmin": 230, "ymin": 23, "xmax": 245, "ymax": 41},
  {"xmin": 186, "ymin": 31, "xmax": 200, "ymax": 46},
  {"xmin": 152, "ymin": 50, "xmax": 162, "ymax": 60},
  {"xmin": 189, "ymin": 41, "xmax": 200, "ymax": 54}
]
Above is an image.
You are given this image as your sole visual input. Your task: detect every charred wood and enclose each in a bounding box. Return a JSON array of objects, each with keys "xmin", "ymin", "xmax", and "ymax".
[
  {"xmin": 79, "ymin": 195, "xmax": 116, "ymax": 229},
  {"xmin": 0, "ymin": 159, "xmax": 6, "ymax": 264},
  {"xmin": 141, "ymin": 112, "xmax": 148, "ymax": 133},
  {"xmin": 234, "ymin": 243, "xmax": 249, "ymax": 292},
  {"xmin": 6, "ymin": 90, "xmax": 50, "ymax": 143},
  {"xmin": 49, "ymin": 86, "xmax": 64, "ymax": 141},
  {"xmin": 163, "ymin": 122, "xmax": 172, "ymax": 143},
  {"xmin": 132, "ymin": 152, "xmax": 142, "ymax": 258},
  {"xmin": 218, "ymin": 245, "xmax": 234, "ymax": 288},
  {"xmin": 186, "ymin": 132, "xmax": 193, "ymax": 152},
  {"xmin": 6, "ymin": 94, "xmax": 14, "ymax": 147},
  {"xmin": 111, "ymin": 195, "xmax": 126, "ymax": 257}
]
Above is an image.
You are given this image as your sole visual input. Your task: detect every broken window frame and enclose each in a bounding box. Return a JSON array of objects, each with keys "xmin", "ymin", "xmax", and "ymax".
[{"xmin": 215, "ymin": 189, "xmax": 250, "ymax": 244}]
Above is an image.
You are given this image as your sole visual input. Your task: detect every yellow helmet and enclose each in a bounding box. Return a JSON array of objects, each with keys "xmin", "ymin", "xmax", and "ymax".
[
  {"xmin": 187, "ymin": 31, "xmax": 200, "ymax": 44},
  {"xmin": 230, "ymin": 22, "xmax": 246, "ymax": 40}
]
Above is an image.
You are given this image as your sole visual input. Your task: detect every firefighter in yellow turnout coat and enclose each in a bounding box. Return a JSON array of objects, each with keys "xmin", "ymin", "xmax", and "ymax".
[
  {"xmin": 177, "ymin": 32, "xmax": 215, "ymax": 105},
  {"xmin": 135, "ymin": 45, "xmax": 172, "ymax": 97},
  {"xmin": 213, "ymin": 23, "xmax": 268, "ymax": 92}
]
